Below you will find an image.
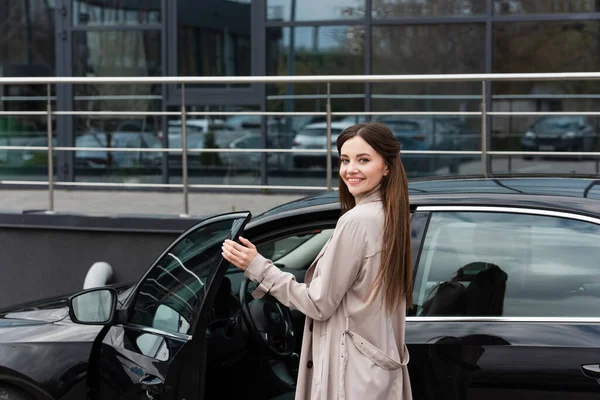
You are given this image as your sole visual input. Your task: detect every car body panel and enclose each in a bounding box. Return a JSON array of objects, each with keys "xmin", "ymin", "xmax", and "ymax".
[
  {"xmin": 406, "ymin": 320, "xmax": 600, "ymax": 399},
  {"xmin": 0, "ymin": 177, "xmax": 600, "ymax": 399}
]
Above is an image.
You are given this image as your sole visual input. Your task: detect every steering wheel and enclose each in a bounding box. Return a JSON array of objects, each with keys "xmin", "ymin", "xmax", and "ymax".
[{"xmin": 239, "ymin": 277, "xmax": 296, "ymax": 358}]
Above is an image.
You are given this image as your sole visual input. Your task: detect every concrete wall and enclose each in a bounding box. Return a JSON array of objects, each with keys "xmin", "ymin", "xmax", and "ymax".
[{"xmin": 0, "ymin": 212, "xmax": 204, "ymax": 309}]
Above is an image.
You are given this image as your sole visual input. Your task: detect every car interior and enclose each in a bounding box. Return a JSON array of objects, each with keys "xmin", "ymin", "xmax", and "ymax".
[
  {"xmin": 413, "ymin": 217, "xmax": 600, "ymax": 319},
  {"xmin": 204, "ymin": 227, "xmax": 335, "ymax": 400}
]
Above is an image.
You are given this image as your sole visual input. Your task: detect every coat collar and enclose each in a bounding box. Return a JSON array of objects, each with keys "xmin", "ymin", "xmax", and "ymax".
[{"xmin": 355, "ymin": 185, "xmax": 382, "ymax": 206}]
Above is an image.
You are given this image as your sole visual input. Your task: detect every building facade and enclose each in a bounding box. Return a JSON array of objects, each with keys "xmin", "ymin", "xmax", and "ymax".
[{"xmin": 1, "ymin": 0, "xmax": 599, "ymax": 190}]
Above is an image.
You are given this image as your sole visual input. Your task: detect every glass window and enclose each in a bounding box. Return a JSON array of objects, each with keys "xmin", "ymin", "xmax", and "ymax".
[
  {"xmin": 493, "ymin": 21, "xmax": 600, "ymax": 77},
  {"xmin": 254, "ymin": 229, "xmax": 335, "ymax": 270},
  {"xmin": 129, "ymin": 216, "xmax": 247, "ymax": 335},
  {"xmin": 372, "ymin": 24, "xmax": 484, "ymax": 111},
  {"xmin": 493, "ymin": 0, "xmax": 600, "ymax": 14},
  {"xmin": 266, "ymin": 24, "xmax": 365, "ymax": 179},
  {"xmin": 413, "ymin": 211, "xmax": 600, "ymax": 318},
  {"xmin": 268, "ymin": 26, "xmax": 365, "ymax": 77},
  {"xmin": 73, "ymin": 0, "xmax": 161, "ymax": 26},
  {"xmin": 266, "ymin": 25, "xmax": 365, "ymax": 127},
  {"xmin": 267, "ymin": 0, "xmax": 366, "ymax": 21},
  {"xmin": 371, "ymin": 24, "xmax": 483, "ymax": 178},
  {"xmin": 373, "ymin": 0, "xmax": 485, "ymax": 18},
  {"xmin": 0, "ymin": 0, "xmax": 56, "ymax": 156},
  {"xmin": 177, "ymin": 0, "xmax": 251, "ymax": 85},
  {"xmin": 73, "ymin": 30, "xmax": 161, "ymax": 78},
  {"xmin": 0, "ymin": 116, "xmax": 56, "ymax": 181},
  {"xmin": 72, "ymin": 30, "xmax": 162, "ymax": 181},
  {"xmin": 492, "ymin": 21, "xmax": 600, "ymax": 166},
  {"xmin": 0, "ymin": 1, "xmax": 55, "ymax": 76}
]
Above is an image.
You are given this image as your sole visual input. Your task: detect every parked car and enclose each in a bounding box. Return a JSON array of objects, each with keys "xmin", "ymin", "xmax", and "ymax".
[
  {"xmin": 520, "ymin": 116, "xmax": 598, "ymax": 160},
  {"xmin": 165, "ymin": 123, "xmax": 249, "ymax": 170},
  {"xmin": 165, "ymin": 118, "xmax": 242, "ymax": 144},
  {"xmin": 166, "ymin": 118, "xmax": 232, "ymax": 135},
  {"xmin": 166, "ymin": 132, "xmax": 215, "ymax": 169},
  {"xmin": 437, "ymin": 117, "xmax": 481, "ymax": 153},
  {"xmin": 291, "ymin": 121, "xmax": 351, "ymax": 168},
  {"xmin": 218, "ymin": 133, "xmax": 282, "ymax": 170},
  {"xmin": 75, "ymin": 131, "xmax": 162, "ymax": 169},
  {"xmin": 1, "ymin": 176, "xmax": 600, "ymax": 399},
  {"xmin": 375, "ymin": 116, "xmax": 461, "ymax": 174}
]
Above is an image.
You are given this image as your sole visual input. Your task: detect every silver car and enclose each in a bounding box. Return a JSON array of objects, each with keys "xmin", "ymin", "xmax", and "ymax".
[{"xmin": 291, "ymin": 122, "xmax": 352, "ymax": 168}]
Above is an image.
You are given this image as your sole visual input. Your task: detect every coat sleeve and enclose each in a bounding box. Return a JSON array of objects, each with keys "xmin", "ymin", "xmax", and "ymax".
[{"xmin": 244, "ymin": 214, "xmax": 366, "ymax": 321}]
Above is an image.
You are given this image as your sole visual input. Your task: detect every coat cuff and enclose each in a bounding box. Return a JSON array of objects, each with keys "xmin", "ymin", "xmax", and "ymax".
[{"xmin": 244, "ymin": 253, "xmax": 282, "ymax": 298}]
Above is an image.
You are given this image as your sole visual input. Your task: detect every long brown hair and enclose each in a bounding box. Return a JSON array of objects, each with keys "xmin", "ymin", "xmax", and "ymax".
[{"xmin": 336, "ymin": 122, "xmax": 413, "ymax": 312}]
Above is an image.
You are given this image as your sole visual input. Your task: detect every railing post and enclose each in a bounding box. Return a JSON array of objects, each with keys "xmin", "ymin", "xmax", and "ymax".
[
  {"xmin": 181, "ymin": 83, "xmax": 189, "ymax": 216},
  {"xmin": 480, "ymin": 80, "xmax": 488, "ymax": 177},
  {"xmin": 46, "ymin": 83, "xmax": 54, "ymax": 212},
  {"xmin": 326, "ymin": 82, "xmax": 332, "ymax": 191}
]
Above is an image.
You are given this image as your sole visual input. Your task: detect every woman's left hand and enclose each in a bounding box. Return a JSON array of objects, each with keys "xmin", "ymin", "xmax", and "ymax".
[{"xmin": 222, "ymin": 237, "xmax": 258, "ymax": 271}]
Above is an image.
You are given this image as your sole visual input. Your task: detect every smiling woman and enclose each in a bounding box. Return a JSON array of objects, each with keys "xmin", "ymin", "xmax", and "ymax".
[{"xmin": 338, "ymin": 134, "xmax": 389, "ymax": 202}]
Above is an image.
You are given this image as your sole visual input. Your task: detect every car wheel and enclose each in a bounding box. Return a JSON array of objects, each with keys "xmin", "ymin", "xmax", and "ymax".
[{"xmin": 0, "ymin": 386, "xmax": 33, "ymax": 400}]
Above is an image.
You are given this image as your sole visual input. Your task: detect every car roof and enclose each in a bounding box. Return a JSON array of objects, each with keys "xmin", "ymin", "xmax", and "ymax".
[
  {"xmin": 300, "ymin": 122, "xmax": 352, "ymax": 130},
  {"xmin": 169, "ymin": 119, "xmax": 227, "ymax": 127},
  {"xmin": 252, "ymin": 176, "xmax": 600, "ymax": 224}
]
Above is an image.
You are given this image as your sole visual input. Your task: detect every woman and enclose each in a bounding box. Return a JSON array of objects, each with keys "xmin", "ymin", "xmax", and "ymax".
[{"xmin": 222, "ymin": 122, "xmax": 413, "ymax": 400}]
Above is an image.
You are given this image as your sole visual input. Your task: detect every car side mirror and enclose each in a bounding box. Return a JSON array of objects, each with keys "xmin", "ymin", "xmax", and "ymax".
[{"xmin": 68, "ymin": 287, "xmax": 117, "ymax": 325}]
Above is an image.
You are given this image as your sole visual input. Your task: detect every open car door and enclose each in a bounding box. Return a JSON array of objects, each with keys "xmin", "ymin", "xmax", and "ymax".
[{"xmin": 86, "ymin": 212, "xmax": 251, "ymax": 400}]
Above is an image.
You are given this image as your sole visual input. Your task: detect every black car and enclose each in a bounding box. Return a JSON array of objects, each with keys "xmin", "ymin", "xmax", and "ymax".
[
  {"xmin": 520, "ymin": 116, "xmax": 598, "ymax": 159},
  {"xmin": 2, "ymin": 176, "xmax": 600, "ymax": 400}
]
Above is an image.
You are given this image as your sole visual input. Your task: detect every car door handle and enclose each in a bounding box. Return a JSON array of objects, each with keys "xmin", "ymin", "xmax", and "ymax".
[
  {"xmin": 581, "ymin": 364, "xmax": 600, "ymax": 383},
  {"xmin": 139, "ymin": 374, "xmax": 163, "ymax": 394}
]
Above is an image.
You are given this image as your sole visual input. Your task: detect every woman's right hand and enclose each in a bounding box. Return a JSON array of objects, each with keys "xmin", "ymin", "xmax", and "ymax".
[{"xmin": 222, "ymin": 237, "xmax": 258, "ymax": 271}]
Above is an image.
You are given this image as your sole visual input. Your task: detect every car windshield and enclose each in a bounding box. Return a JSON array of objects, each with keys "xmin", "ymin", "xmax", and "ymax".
[{"xmin": 536, "ymin": 117, "xmax": 580, "ymax": 130}]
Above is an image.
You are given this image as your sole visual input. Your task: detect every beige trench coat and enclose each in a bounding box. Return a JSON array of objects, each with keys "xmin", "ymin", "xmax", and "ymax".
[{"xmin": 245, "ymin": 190, "xmax": 412, "ymax": 400}]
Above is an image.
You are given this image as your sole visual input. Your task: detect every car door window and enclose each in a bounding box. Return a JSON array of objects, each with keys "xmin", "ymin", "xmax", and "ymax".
[
  {"xmin": 254, "ymin": 229, "xmax": 335, "ymax": 270},
  {"xmin": 413, "ymin": 211, "xmax": 600, "ymax": 318},
  {"xmin": 129, "ymin": 218, "xmax": 246, "ymax": 335}
]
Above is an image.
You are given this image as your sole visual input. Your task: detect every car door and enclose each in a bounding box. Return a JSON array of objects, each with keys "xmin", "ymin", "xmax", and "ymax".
[
  {"xmin": 87, "ymin": 212, "xmax": 251, "ymax": 400},
  {"xmin": 407, "ymin": 206, "xmax": 600, "ymax": 400}
]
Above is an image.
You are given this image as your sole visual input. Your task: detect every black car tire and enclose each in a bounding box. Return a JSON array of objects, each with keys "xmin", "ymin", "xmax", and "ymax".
[{"xmin": 0, "ymin": 385, "xmax": 33, "ymax": 400}]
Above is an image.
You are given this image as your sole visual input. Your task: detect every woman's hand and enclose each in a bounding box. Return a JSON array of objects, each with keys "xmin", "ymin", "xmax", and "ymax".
[{"xmin": 222, "ymin": 237, "xmax": 258, "ymax": 271}]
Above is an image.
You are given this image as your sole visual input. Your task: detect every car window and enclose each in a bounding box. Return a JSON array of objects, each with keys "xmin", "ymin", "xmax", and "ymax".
[
  {"xmin": 413, "ymin": 211, "xmax": 600, "ymax": 318},
  {"xmin": 238, "ymin": 229, "xmax": 334, "ymax": 271},
  {"xmin": 243, "ymin": 136, "xmax": 261, "ymax": 148},
  {"xmin": 129, "ymin": 217, "xmax": 246, "ymax": 335}
]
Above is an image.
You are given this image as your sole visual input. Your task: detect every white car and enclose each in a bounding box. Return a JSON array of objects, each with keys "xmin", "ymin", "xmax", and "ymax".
[
  {"xmin": 219, "ymin": 133, "xmax": 283, "ymax": 170},
  {"xmin": 291, "ymin": 121, "xmax": 352, "ymax": 168}
]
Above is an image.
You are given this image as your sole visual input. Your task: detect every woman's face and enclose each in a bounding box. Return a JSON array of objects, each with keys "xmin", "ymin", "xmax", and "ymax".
[{"xmin": 339, "ymin": 136, "xmax": 389, "ymax": 202}]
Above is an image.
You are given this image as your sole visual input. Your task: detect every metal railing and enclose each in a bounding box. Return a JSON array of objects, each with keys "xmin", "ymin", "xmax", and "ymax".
[{"xmin": 1, "ymin": 72, "xmax": 600, "ymax": 216}]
